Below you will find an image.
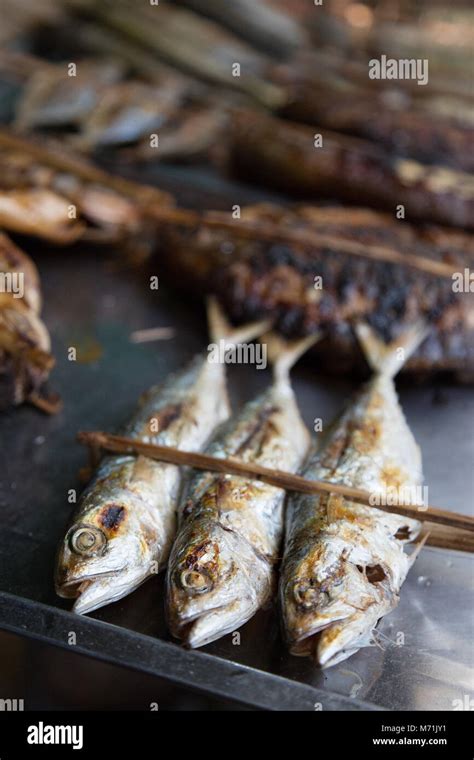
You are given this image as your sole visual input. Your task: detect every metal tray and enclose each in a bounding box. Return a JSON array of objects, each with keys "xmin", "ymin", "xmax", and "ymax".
[{"xmin": 0, "ymin": 166, "xmax": 473, "ymax": 711}]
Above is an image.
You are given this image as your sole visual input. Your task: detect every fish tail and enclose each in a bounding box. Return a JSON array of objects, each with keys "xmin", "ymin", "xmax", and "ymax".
[
  {"xmin": 354, "ymin": 321, "xmax": 429, "ymax": 378},
  {"xmin": 206, "ymin": 296, "xmax": 272, "ymax": 347},
  {"xmin": 262, "ymin": 331, "xmax": 320, "ymax": 382}
]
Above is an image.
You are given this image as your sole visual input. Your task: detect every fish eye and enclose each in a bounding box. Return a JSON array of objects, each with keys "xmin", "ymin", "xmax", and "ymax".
[
  {"xmin": 179, "ymin": 569, "xmax": 212, "ymax": 594},
  {"xmin": 68, "ymin": 525, "xmax": 106, "ymax": 557},
  {"xmin": 293, "ymin": 580, "xmax": 321, "ymax": 610}
]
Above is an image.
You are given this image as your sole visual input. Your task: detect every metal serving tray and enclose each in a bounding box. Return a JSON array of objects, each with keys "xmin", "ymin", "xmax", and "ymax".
[{"xmin": 0, "ymin": 166, "xmax": 473, "ymax": 711}]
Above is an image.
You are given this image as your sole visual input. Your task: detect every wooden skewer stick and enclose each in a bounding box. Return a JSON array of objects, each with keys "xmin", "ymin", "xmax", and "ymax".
[
  {"xmin": 77, "ymin": 431, "xmax": 474, "ymax": 534},
  {"xmin": 0, "ymin": 130, "xmax": 171, "ymax": 207},
  {"xmin": 0, "ymin": 130, "xmax": 459, "ymax": 279},
  {"xmin": 151, "ymin": 206, "xmax": 457, "ymax": 279},
  {"xmin": 421, "ymin": 523, "xmax": 474, "ymax": 554}
]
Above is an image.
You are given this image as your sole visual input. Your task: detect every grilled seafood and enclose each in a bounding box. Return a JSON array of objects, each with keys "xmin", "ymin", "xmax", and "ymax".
[
  {"xmin": 70, "ymin": 0, "xmax": 284, "ymax": 108},
  {"xmin": 280, "ymin": 324, "xmax": 426, "ymax": 667},
  {"xmin": 166, "ymin": 333, "xmax": 315, "ymax": 647},
  {"xmin": 157, "ymin": 203, "xmax": 474, "ymax": 379},
  {"xmin": 0, "ymin": 232, "xmax": 55, "ymax": 410},
  {"xmin": 273, "ymin": 65, "xmax": 474, "ymax": 172},
  {"xmin": 4, "ymin": 51, "xmax": 225, "ymax": 161},
  {"xmin": 226, "ymin": 110, "xmax": 474, "ymax": 230},
  {"xmin": 0, "ymin": 129, "xmax": 172, "ymax": 247},
  {"xmin": 176, "ymin": 0, "xmax": 308, "ymax": 57},
  {"xmin": 55, "ymin": 301, "xmax": 269, "ymax": 613}
]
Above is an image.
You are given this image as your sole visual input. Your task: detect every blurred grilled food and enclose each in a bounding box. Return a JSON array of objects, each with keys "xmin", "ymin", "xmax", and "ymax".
[{"xmin": 0, "ymin": 231, "xmax": 55, "ymax": 410}]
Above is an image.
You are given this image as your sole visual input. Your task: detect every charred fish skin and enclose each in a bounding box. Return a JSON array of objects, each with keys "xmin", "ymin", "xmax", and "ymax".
[
  {"xmin": 158, "ymin": 203, "xmax": 474, "ymax": 379},
  {"xmin": 280, "ymin": 325, "xmax": 425, "ymax": 668},
  {"xmin": 167, "ymin": 335, "xmax": 314, "ymax": 648},
  {"xmin": 226, "ymin": 110, "xmax": 474, "ymax": 230},
  {"xmin": 55, "ymin": 301, "xmax": 269, "ymax": 614},
  {"xmin": 272, "ymin": 65, "xmax": 474, "ymax": 172},
  {"xmin": 55, "ymin": 354, "xmax": 229, "ymax": 614}
]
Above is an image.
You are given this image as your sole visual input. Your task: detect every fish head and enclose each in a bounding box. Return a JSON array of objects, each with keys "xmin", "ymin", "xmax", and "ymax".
[
  {"xmin": 55, "ymin": 498, "xmax": 154, "ymax": 614},
  {"xmin": 167, "ymin": 518, "xmax": 268, "ymax": 647},
  {"xmin": 281, "ymin": 535, "xmax": 351, "ymax": 655}
]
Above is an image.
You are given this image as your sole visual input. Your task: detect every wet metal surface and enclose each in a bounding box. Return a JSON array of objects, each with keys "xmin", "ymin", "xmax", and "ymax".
[{"xmin": 0, "ymin": 210, "xmax": 473, "ymax": 710}]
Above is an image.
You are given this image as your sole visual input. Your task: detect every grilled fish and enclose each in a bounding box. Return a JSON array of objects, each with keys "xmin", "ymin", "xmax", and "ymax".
[
  {"xmin": 176, "ymin": 0, "xmax": 308, "ymax": 57},
  {"xmin": 0, "ymin": 129, "xmax": 172, "ymax": 247},
  {"xmin": 76, "ymin": 0, "xmax": 284, "ymax": 108},
  {"xmin": 158, "ymin": 203, "xmax": 474, "ymax": 380},
  {"xmin": 166, "ymin": 332, "xmax": 315, "ymax": 647},
  {"xmin": 0, "ymin": 232, "xmax": 55, "ymax": 410},
  {"xmin": 226, "ymin": 109, "xmax": 474, "ymax": 230},
  {"xmin": 280, "ymin": 324, "xmax": 426, "ymax": 668},
  {"xmin": 55, "ymin": 300, "xmax": 269, "ymax": 613},
  {"xmin": 273, "ymin": 64, "xmax": 474, "ymax": 172}
]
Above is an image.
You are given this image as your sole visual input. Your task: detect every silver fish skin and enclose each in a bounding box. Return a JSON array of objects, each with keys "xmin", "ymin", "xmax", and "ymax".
[
  {"xmin": 55, "ymin": 301, "xmax": 269, "ymax": 614},
  {"xmin": 167, "ymin": 334, "xmax": 315, "ymax": 648},
  {"xmin": 280, "ymin": 324, "xmax": 426, "ymax": 668}
]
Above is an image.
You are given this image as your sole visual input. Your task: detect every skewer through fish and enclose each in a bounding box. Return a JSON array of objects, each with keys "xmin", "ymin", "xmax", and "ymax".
[
  {"xmin": 166, "ymin": 332, "xmax": 316, "ymax": 647},
  {"xmin": 280, "ymin": 323, "xmax": 428, "ymax": 667},
  {"xmin": 55, "ymin": 300, "xmax": 269, "ymax": 613},
  {"xmin": 157, "ymin": 203, "xmax": 474, "ymax": 380}
]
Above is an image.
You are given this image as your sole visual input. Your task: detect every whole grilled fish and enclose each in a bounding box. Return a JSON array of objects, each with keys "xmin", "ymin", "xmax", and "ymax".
[
  {"xmin": 55, "ymin": 300, "xmax": 269, "ymax": 613},
  {"xmin": 227, "ymin": 109, "xmax": 474, "ymax": 230},
  {"xmin": 158, "ymin": 203, "xmax": 474, "ymax": 380},
  {"xmin": 280, "ymin": 324, "xmax": 426, "ymax": 667},
  {"xmin": 166, "ymin": 333, "xmax": 315, "ymax": 647}
]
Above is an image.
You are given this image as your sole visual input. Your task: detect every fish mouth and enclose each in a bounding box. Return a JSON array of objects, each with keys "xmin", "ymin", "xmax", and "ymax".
[
  {"xmin": 291, "ymin": 630, "xmax": 362, "ymax": 668},
  {"xmin": 176, "ymin": 596, "xmax": 259, "ymax": 648},
  {"xmin": 287, "ymin": 598, "xmax": 392, "ymax": 668},
  {"xmin": 57, "ymin": 566, "xmax": 150, "ymax": 615},
  {"xmin": 288, "ymin": 611, "xmax": 349, "ymax": 660},
  {"xmin": 55, "ymin": 568, "xmax": 125, "ymax": 598}
]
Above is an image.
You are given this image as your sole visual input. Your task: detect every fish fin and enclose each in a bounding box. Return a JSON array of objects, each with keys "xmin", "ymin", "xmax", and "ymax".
[
  {"xmin": 206, "ymin": 296, "xmax": 272, "ymax": 347},
  {"xmin": 262, "ymin": 331, "xmax": 320, "ymax": 382},
  {"xmin": 354, "ymin": 321, "xmax": 429, "ymax": 378},
  {"xmin": 408, "ymin": 530, "xmax": 430, "ymax": 569}
]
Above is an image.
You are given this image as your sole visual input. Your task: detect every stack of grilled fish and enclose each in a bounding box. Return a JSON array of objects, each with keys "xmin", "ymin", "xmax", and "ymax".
[{"xmin": 56, "ymin": 303, "xmax": 428, "ymax": 668}]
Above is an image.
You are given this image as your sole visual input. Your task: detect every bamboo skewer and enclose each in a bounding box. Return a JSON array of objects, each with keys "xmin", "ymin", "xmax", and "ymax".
[
  {"xmin": 0, "ymin": 131, "xmax": 460, "ymax": 279},
  {"xmin": 151, "ymin": 206, "xmax": 457, "ymax": 279},
  {"xmin": 0, "ymin": 132, "xmax": 460, "ymax": 279},
  {"xmin": 0, "ymin": 130, "xmax": 171, "ymax": 207},
  {"xmin": 420, "ymin": 523, "xmax": 474, "ymax": 554},
  {"xmin": 77, "ymin": 431, "xmax": 474, "ymax": 536}
]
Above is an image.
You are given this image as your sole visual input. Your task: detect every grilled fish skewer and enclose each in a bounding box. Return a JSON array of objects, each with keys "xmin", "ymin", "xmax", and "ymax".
[
  {"xmin": 280, "ymin": 324, "xmax": 428, "ymax": 668},
  {"xmin": 167, "ymin": 333, "xmax": 316, "ymax": 648},
  {"xmin": 158, "ymin": 203, "xmax": 474, "ymax": 380},
  {"xmin": 0, "ymin": 129, "xmax": 172, "ymax": 248},
  {"xmin": 55, "ymin": 301, "xmax": 269, "ymax": 614},
  {"xmin": 227, "ymin": 110, "xmax": 474, "ymax": 230}
]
